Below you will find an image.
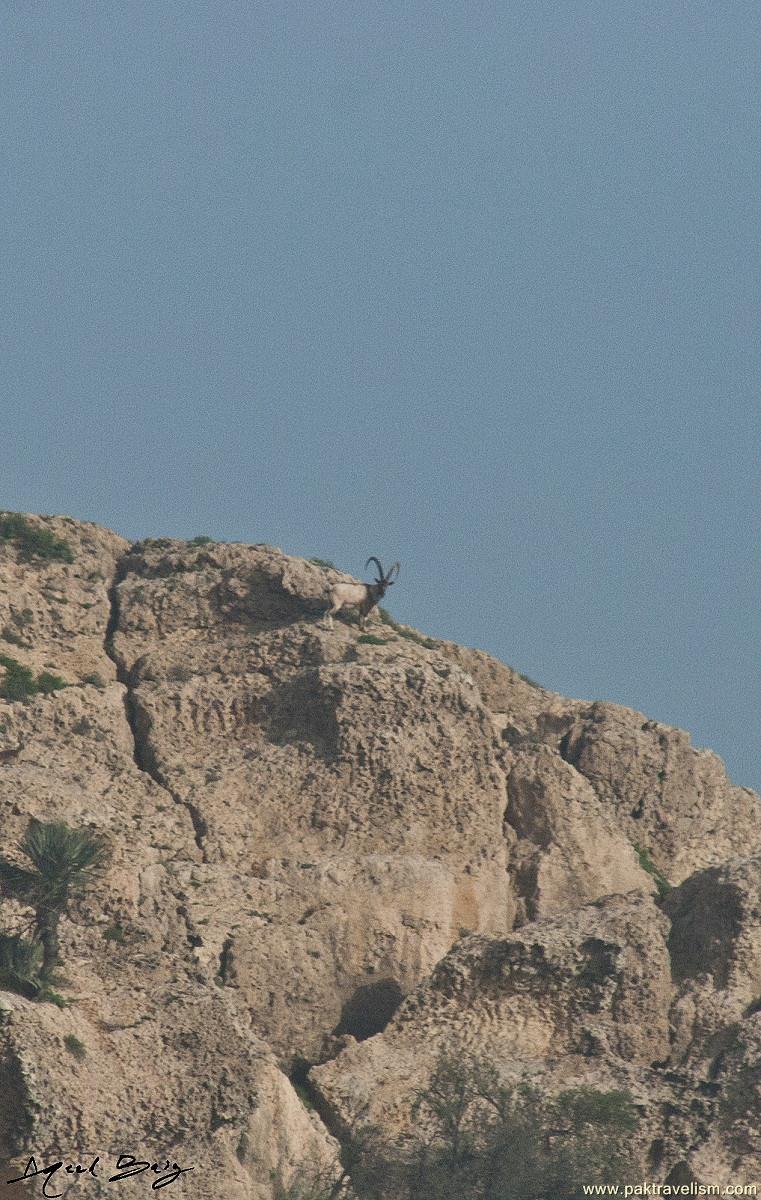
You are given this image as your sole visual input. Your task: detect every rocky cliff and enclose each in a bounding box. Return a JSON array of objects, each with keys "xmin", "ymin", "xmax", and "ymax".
[{"xmin": 0, "ymin": 515, "xmax": 758, "ymax": 1195}]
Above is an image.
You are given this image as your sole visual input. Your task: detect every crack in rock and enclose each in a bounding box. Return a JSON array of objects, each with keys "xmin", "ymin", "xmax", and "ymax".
[{"xmin": 104, "ymin": 557, "xmax": 208, "ymax": 863}]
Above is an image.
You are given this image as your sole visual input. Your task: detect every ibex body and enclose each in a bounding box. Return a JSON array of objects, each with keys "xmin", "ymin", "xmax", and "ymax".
[{"xmin": 324, "ymin": 557, "xmax": 400, "ymax": 629}]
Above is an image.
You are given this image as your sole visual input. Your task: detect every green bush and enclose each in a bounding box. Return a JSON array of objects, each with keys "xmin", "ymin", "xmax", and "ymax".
[
  {"xmin": 1, "ymin": 628, "xmax": 25, "ymax": 648},
  {"xmin": 0, "ymin": 514, "xmax": 75, "ymax": 563},
  {"xmin": 326, "ymin": 1054, "xmax": 642, "ymax": 1200},
  {"xmin": 397, "ymin": 628, "xmax": 436, "ymax": 649},
  {"xmin": 63, "ymin": 1033, "xmax": 86, "ymax": 1060},
  {"xmin": 102, "ymin": 923, "xmax": 126, "ymax": 944},
  {"xmin": 38, "ymin": 987, "xmax": 69, "ymax": 1008},
  {"xmin": 36, "ymin": 671, "xmax": 67, "ymax": 695},
  {"xmin": 308, "ymin": 557, "xmax": 337, "ymax": 570},
  {"xmin": 190, "ymin": 535, "xmax": 214, "ymax": 545},
  {"xmin": 166, "ymin": 664, "xmax": 193, "ymax": 682},
  {"xmin": 376, "ymin": 608, "xmax": 436, "ymax": 648},
  {"xmin": 0, "ymin": 656, "xmax": 67, "ymax": 701},
  {"xmin": 518, "ymin": 672, "xmax": 541, "ymax": 688},
  {"xmin": 357, "ymin": 634, "xmax": 388, "ymax": 646},
  {"xmin": 633, "ymin": 843, "xmax": 671, "ymax": 899},
  {"xmin": 0, "ymin": 656, "xmax": 38, "ymax": 700},
  {"xmin": 80, "ymin": 672, "xmax": 105, "ymax": 689}
]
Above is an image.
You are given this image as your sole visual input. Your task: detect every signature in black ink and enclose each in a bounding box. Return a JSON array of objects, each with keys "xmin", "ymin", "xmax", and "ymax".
[{"xmin": 6, "ymin": 1154, "xmax": 193, "ymax": 1197}]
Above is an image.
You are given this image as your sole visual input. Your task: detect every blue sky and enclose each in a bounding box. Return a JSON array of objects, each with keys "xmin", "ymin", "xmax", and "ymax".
[{"xmin": 1, "ymin": 2, "xmax": 758, "ymax": 788}]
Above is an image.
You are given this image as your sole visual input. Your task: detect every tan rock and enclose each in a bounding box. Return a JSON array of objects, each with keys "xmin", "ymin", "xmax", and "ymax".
[
  {"xmin": 664, "ymin": 855, "xmax": 761, "ymax": 1079},
  {"xmin": 557, "ymin": 701, "xmax": 761, "ymax": 883},
  {"xmin": 0, "ymin": 518, "xmax": 759, "ymax": 1194},
  {"xmin": 311, "ymin": 893, "xmax": 673, "ymax": 1131},
  {"xmin": 505, "ymin": 746, "xmax": 651, "ymax": 923}
]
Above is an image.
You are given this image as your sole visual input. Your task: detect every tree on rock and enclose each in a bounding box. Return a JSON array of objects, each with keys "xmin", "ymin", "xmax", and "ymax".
[{"xmin": 0, "ymin": 819, "xmax": 107, "ymax": 978}]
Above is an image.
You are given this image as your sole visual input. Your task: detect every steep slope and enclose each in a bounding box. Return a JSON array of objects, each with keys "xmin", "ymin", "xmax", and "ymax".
[{"xmin": 0, "ymin": 516, "xmax": 758, "ymax": 1194}]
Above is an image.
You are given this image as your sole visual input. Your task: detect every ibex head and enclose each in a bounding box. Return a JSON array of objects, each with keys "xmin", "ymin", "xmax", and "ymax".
[{"xmin": 365, "ymin": 558, "xmax": 400, "ymax": 595}]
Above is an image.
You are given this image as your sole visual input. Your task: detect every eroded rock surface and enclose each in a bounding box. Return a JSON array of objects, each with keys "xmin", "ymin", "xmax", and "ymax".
[{"xmin": 311, "ymin": 894, "xmax": 673, "ymax": 1127}]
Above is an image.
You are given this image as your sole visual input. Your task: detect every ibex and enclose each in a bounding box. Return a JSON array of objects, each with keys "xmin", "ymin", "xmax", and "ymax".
[{"xmin": 324, "ymin": 557, "xmax": 400, "ymax": 629}]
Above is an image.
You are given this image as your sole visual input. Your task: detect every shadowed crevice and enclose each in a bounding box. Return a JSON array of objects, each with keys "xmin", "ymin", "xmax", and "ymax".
[{"xmin": 333, "ymin": 979, "xmax": 403, "ymax": 1042}]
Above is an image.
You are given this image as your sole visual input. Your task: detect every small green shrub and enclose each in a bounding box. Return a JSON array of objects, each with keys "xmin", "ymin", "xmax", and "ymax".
[
  {"xmin": 633, "ymin": 843, "xmax": 671, "ymax": 899},
  {"xmin": 0, "ymin": 656, "xmax": 68, "ymax": 701},
  {"xmin": 167, "ymin": 664, "xmax": 192, "ymax": 683},
  {"xmin": 0, "ymin": 656, "xmax": 38, "ymax": 700},
  {"xmin": 102, "ymin": 923, "xmax": 126, "ymax": 944},
  {"xmin": 396, "ymin": 627, "xmax": 436, "ymax": 649},
  {"xmin": 559, "ymin": 1084, "xmax": 639, "ymax": 1132},
  {"xmin": 80, "ymin": 672, "xmax": 105, "ymax": 689},
  {"xmin": 0, "ymin": 514, "xmax": 75, "ymax": 563},
  {"xmin": 36, "ymin": 671, "xmax": 67, "ymax": 695},
  {"xmin": 518, "ymin": 672, "xmax": 541, "ymax": 688},
  {"xmin": 1, "ymin": 628, "xmax": 25, "ymax": 648},
  {"xmin": 63, "ymin": 1033, "xmax": 86, "ymax": 1060},
  {"xmin": 375, "ymin": 608, "xmax": 435, "ymax": 648},
  {"xmin": 308, "ymin": 557, "xmax": 336, "ymax": 570},
  {"xmin": 357, "ymin": 634, "xmax": 388, "ymax": 646},
  {"xmin": 38, "ymin": 987, "xmax": 69, "ymax": 1008},
  {"xmin": 190, "ymin": 535, "xmax": 214, "ymax": 545}
]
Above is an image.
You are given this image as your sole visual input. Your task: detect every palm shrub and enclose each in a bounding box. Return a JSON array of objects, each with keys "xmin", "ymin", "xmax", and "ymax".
[
  {"xmin": 0, "ymin": 820, "xmax": 107, "ymax": 977},
  {"xmin": 0, "ymin": 932, "xmax": 43, "ymax": 998}
]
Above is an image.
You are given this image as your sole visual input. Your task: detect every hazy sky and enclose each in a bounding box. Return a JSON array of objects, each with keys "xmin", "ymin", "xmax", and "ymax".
[{"xmin": 1, "ymin": 2, "xmax": 758, "ymax": 788}]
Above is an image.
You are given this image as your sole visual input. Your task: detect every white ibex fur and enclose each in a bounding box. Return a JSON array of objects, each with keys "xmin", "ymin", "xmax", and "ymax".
[{"xmin": 324, "ymin": 557, "xmax": 400, "ymax": 629}]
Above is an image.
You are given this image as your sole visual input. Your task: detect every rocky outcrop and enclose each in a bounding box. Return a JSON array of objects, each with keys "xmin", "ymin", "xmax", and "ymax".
[
  {"xmin": 556, "ymin": 702, "xmax": 761, "ymax": 884},
  {"xmin": 504, "ymin": 747, "xmax": 648, "ymax": 924},
  {"xmin": 0, "ymin": 516, "xmax": 758, "ymax": 1195},
  {"xmin": 311, "ymin": 893, "xmax": 673, "ymax": 1130},
  {"xmin": 0, "ymin": 522, "xmax": 339, "ymax": 1198}
]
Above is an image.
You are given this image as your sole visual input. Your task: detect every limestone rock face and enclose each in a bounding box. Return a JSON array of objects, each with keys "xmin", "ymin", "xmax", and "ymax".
[
  {"xmin": 311, "ymin": 893, "xmax": 673, "ymax": 1129},
  {"xmin": 504, "ymin": 747, "xmax": 649, "ymax": 924},
  {"xmin": 105, "ymin": 538, "xmax": 516, "ymax": 1066},
  {"xmin": 556, "ymin": 701, "xmax": 761, "ymax": 883},
  {"xmin": 687, "ymin": 1014, "xmax": 761, "ymax": 1185},
  {"xmin": 0, "ymin": 517, "xmax": 127, "ymax": 689},
  {"xmin": 0, "ymin": 523, "xmax": 339, "ymax": 1198},
  {"xmin": 663, "ymin": 853, "xmax": 761, "ymax": 1167},
  {"xmin": 0, "ymin": 516, "xmax": 758, "ymax": 1194}
]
